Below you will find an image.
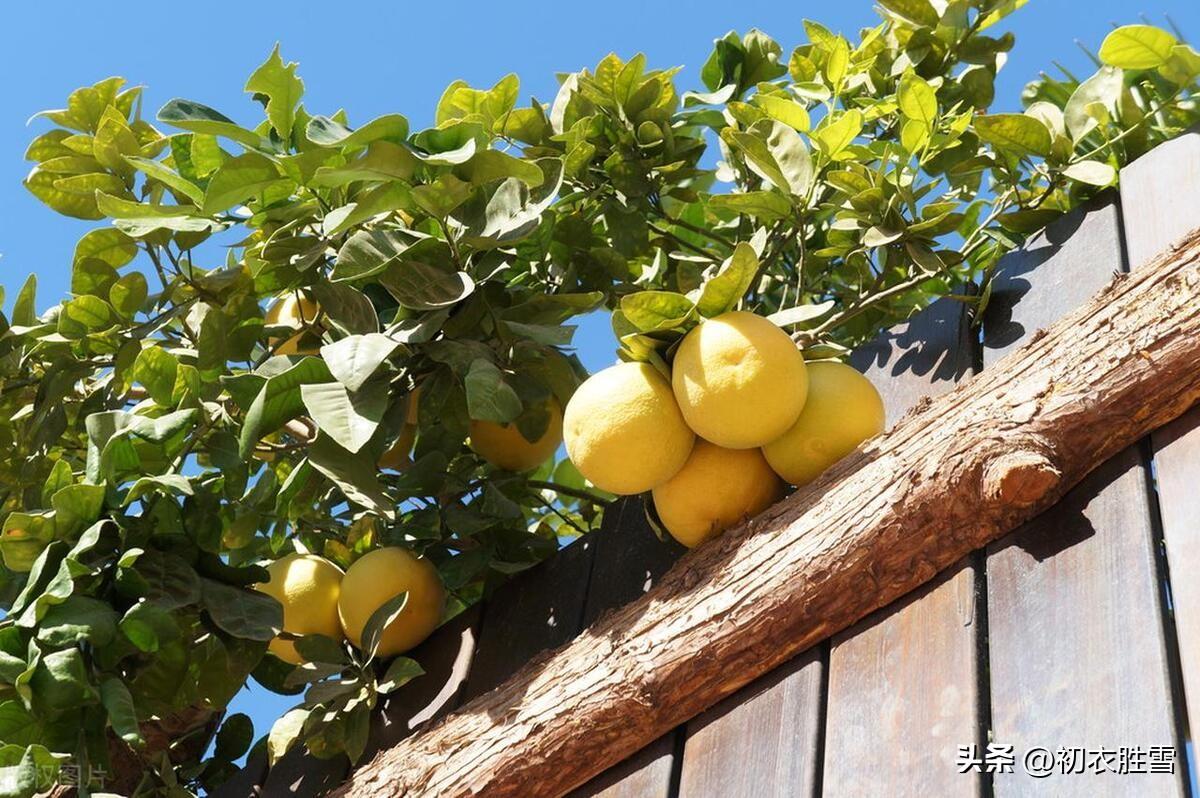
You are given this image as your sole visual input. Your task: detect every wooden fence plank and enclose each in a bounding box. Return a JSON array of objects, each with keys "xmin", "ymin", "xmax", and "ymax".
[
  {"xmin": 462, "ymin": 535, "xmax": 596, "ymax": 699},
  {"xmin": 821, "ymin": 297, "xmax": 981, "ymax": 797},
  {"xmin": 982, "ymin": 199, "xmax": 1186, "ymax": 796},
  {"xmin": 1119, "ymin": 130, "xmax": 1200, "ymax": 754},
  {"xmin": 572, "ymin": 498, "xmax": 684, "ymax": 798},
  {"xmin": 362, "ymin": 604, "xmax": 482, "ymax": 760}
]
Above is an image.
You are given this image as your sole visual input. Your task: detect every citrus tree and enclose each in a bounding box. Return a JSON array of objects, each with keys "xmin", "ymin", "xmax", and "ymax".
[{"xmin": 1, "ymin": 1, "xmax": 1198, "ymax": 793}]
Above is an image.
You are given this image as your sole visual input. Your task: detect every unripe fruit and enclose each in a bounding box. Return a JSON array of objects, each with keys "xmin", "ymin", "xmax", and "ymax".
[
  {"xmin": 671, "ymin": 311, "xmax": 808, "ymax": 449},
  {"xmin": 338, "ymin": 548, "xmax": 445, "ymax": 658},
  {"xmin": 762, "ymin": 361, "xmax": 885, "ymax": 486},
  {"xmin": 255, "ymin": 553, "xmax": 345, "ymax": 665},
  {"xmin": 652, "ymin": 440, "xmax": 784, "ymax": 548},
  {"xmin": 470, "ymin": 400, "xmax": 563, "ymax": 473},
  {"xmin": 564, "ymin": 362, "xmax": 695, "ymax": 495}
]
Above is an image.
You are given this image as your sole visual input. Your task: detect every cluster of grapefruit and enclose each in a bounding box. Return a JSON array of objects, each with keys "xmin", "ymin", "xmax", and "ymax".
[
  {"xmin": 564, "ymin": 311, "xmax": 885, "ymax": 548},
  {"xmin": 255, "ymin": 547, "xmax": 445, "ymax": 665}
]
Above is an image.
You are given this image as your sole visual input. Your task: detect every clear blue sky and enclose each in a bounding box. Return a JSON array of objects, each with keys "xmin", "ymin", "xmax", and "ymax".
[{"xmin": 3, "ymin": 0, "xmax": 1198, "ymax": 767}]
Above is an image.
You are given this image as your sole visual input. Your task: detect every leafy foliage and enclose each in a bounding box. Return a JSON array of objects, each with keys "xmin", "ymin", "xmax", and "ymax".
[{"xmin": 1, "ymin": 3, "xmax": 1198, "ymax": 793}]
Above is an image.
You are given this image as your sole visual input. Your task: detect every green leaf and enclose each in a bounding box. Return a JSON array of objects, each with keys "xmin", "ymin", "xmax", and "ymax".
[
  {"xmin": 36, "ymin": 596, "xmax": 118, "ymax": 648},
  {"xmin": 620, "ymin": 291, "xmax": 697, "ymax": 332},
  {"xmin": 130, "ymin": 549, "xmax": 201, "ymax": 609},
  {"xmin": 11, "ymin": 275, "xmax": 37, "ymax": 327},
  {"xmin": 245, "ymin": 45, "xmax": 305, "ymax": 137},
  {"xmin": 360, "ymin": 590, "xmax": 409, "ymax": 661},
  {"xmin": 877, "ymin": 0, "xmax": 938, "ymax": 27},
  {"xmin": 58, "ymin": 295, "xmax": 113, "ymax": 338},
  {"xmin": 379, "ymin": 261, "xmax": 475, "ymax": 310},
  {"xmin": 238, "ymin": 357, "xmax": 333, "ymax": 458},
  {"xmin": 32, "ymin": 76, "xmax": 126, "ymax": 132},
  {"xmin": 1098, "ymin": 24, "xmax": 1177, "ymax": 70},
  {"xmin": 708, "ymin": 191, "xmax": 793, "ymax": 221},
  {"xmin": 201, "ymin": 152, "xmax": 291, "ymax": 215},
  {"xmin": 50, "ymin": 483, "xmax": 105, "ymax": 538},
  {"xmin": 898, "ymin": 71, "xmax": 937, "ymax": 129},
  {"xmin": 157, "ymin": 99, "xmax": 262, "ymax": 148},
  {"xmin": 29, "ymin": 648, "xmax": 93, "ymax": 711},
  {"xmin": 123, "ymin": 155, "xmax": 205, "ymax": 204},
  {"xmin": 268, "ymin": 708, "xmax": 309, "ymax": 766},
  {"xmin": 696, "ymin": 242, "xmax": 758, "ymax": 317},
  {"xmin": 726, "ymin": 121, "xmax": 812, "ymax": 197},
  {"xmin": 124, "ymin": 473, "xmax": 194, "ymax": 505},
  {"xmin": 307, "ymin": 434, "xmax": 395, "ymax": 519},
  {"xmin": 307, "ymin": 114, "xmax": 410, "ymax": 147},
  {"xmin": 459, "ymin": 149, "xmax": 544, "ymax": 187},
  {"xmin": 1062, "ymin": 159, "xmax": 1117, "ymax": 186},
  {"xmin": 320, "ymin": 334, "xmax": 401, "ymax": 393},
  {"xmin": 1063, "ymin": 67, "xmax": 1123, "ymax": 142},
  {"xmin": 754, "ymin": 95, "xmax": 810, "ymax": 132},
  {"xmin": 94, "ymin": 192, "xmax": 214, "ymax": 235},
  {"xmin": 811, "ymin": 109, "xmax": 863, "ymax": 158},
  {"xmin": 99, "ymin": 678, "xmax": 145, "ymax": 748},
  {"xmin": 23, "ymin": 167, "xmax": 104, "ymax": 219},
  {"xmin": 73, "ymin": 228, "xmax": 137, "ymax": 269},
  {"xmin": 201, "ymin": 579, "xmax": 282, "ymax": 641},
  {"xmin": 974, "ymin": 113, "xmax": 1051, "ymax": 157},
  {"xmin": 377, "ymin": 657, "xmax": 424, "ymax": 693},
  {"xmin": 768, "ymin": 301, "xmax": 835, "ymax": 327},
  {"xmin": 71, "ymin": 257, "xmax": 118, "ymax": 298},
  {"xmin": 132, "ymin": 347, "xmax": 179, "ymax": 406},
  {"xmin": 214, "ymin": 714, "xmax": 254, "ymax": 761},
  {"xmin": 333, "ymin": 228, "xmax": 411, "ymax": 282},
  {"xmin": 465, "ymin": 359, "xmax": 523, "ymax": 423},
  {"xmin": 301, "ymin": 382, "xmax": 387, "ymax": 454},
  {"xmin": 120, "ymin": 601, "xmax": 178, "ymax": 652},
  {"xmin": 110, "ymin": 272, "xmax": 148, "ymax": 319}
]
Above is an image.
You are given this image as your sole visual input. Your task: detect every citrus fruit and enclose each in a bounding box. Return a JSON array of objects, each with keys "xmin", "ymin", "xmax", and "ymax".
[
  {"xmin": 652, "ymin": 439, "xmax": 784, "ymax": 548},
  {"xmin": 265, "ymin": 292, "xmax": 321, "ymax": 356},
  {"xmin": 762, "ymin": 360, "xmax": 885, "ymax": 486},
  {"xmin": 378, "ymin": 388, "xmax": 422, "ymax": 470},
  {"xmin": 255, "ymin": 553, "xmax": 344, "ymax": 665},
  {"xmin": 338, "ymin": 547, "xmax": 445, "ymax": 658},
  {"xmin": 469, "ymin": 399, "xmax": 563, "ymax": 472},
  {"xmin": 671, "ymin": 311, "xmax": 808, "ymax": 449},
  {"xmin": 564, "ymin": 362, "xmax": 695, "ymax": 495}
]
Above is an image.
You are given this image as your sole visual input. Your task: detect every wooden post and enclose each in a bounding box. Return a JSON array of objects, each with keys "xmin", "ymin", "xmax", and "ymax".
[{"xmin": 332, "ymin": 229, "xmax": 1200, "ymax": 798}]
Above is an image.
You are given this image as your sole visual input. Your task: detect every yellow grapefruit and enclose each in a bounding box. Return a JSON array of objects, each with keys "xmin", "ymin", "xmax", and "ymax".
[
  {"xmin": 671, "ymin": 311, "xmax": 808, "ymax": 449},
  {"xmin": 265, "ymin": 293, "xmax": 321, "ymax": 356},
  {"xmin": 563, "ymin": 362, "xmax": 695, "ymax": 495},
  {"xmin": 469, "ymin": 399, "xmax": 563, "ymax": 472},
  {"xmin": 652, "ymin": 439, "xmax": 784, "ymax": 548},
  {"xmin": 255, "ymin": 553, "xmax": 344, "ymax": 665},
  {"xmin": 337, "ymin": 547, "xmax": 445, "ymax": 658},
  {"xmin": 762, "ymin": 361, "xmax": 885, "ymax": 486}
]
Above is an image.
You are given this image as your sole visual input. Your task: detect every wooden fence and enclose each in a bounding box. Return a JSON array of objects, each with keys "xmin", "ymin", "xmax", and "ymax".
[{"xmin": 218, "ymin": 131, "xmax": 1200, "ymax": 797}]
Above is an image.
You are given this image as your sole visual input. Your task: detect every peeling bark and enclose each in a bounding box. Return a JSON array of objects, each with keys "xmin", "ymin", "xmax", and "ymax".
[{"xmin": 334, "ymin": 229, "xmax": 1200, "ymax": 798}]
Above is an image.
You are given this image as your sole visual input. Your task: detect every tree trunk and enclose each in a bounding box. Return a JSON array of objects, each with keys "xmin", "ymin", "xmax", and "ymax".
[{"xmin": 334, "ymin": 229, "xmax": 1200, "ymax": 798}]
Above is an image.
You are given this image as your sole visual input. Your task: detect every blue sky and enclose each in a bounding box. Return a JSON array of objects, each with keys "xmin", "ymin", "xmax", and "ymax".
[{"xmin": 3, "ymin": 0, "xmax": 1199, "ymax": 769}]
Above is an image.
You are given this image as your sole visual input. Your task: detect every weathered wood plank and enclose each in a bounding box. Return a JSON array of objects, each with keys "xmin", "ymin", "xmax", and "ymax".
[
  {"xmin": 982, "ymin": 198, "xmax": 1185, "ymax": 796},
  {"xmin": 822, "ymin": 298, "xmax": 981, "ymax": 797},
  {"xmin": 462, "ymin": 534, "xmax": 596, "ymax": 699},
  {"xmin": 572, "ymin": 498, "xmax": 684, "ymax": 798},
  {"xmin": 1119, "ymin": 129, "xmax": 1200, "ymax": 755},
  {"xmin": 679, "ymin": 646, "xmax": 824, "ymax": 798}
]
